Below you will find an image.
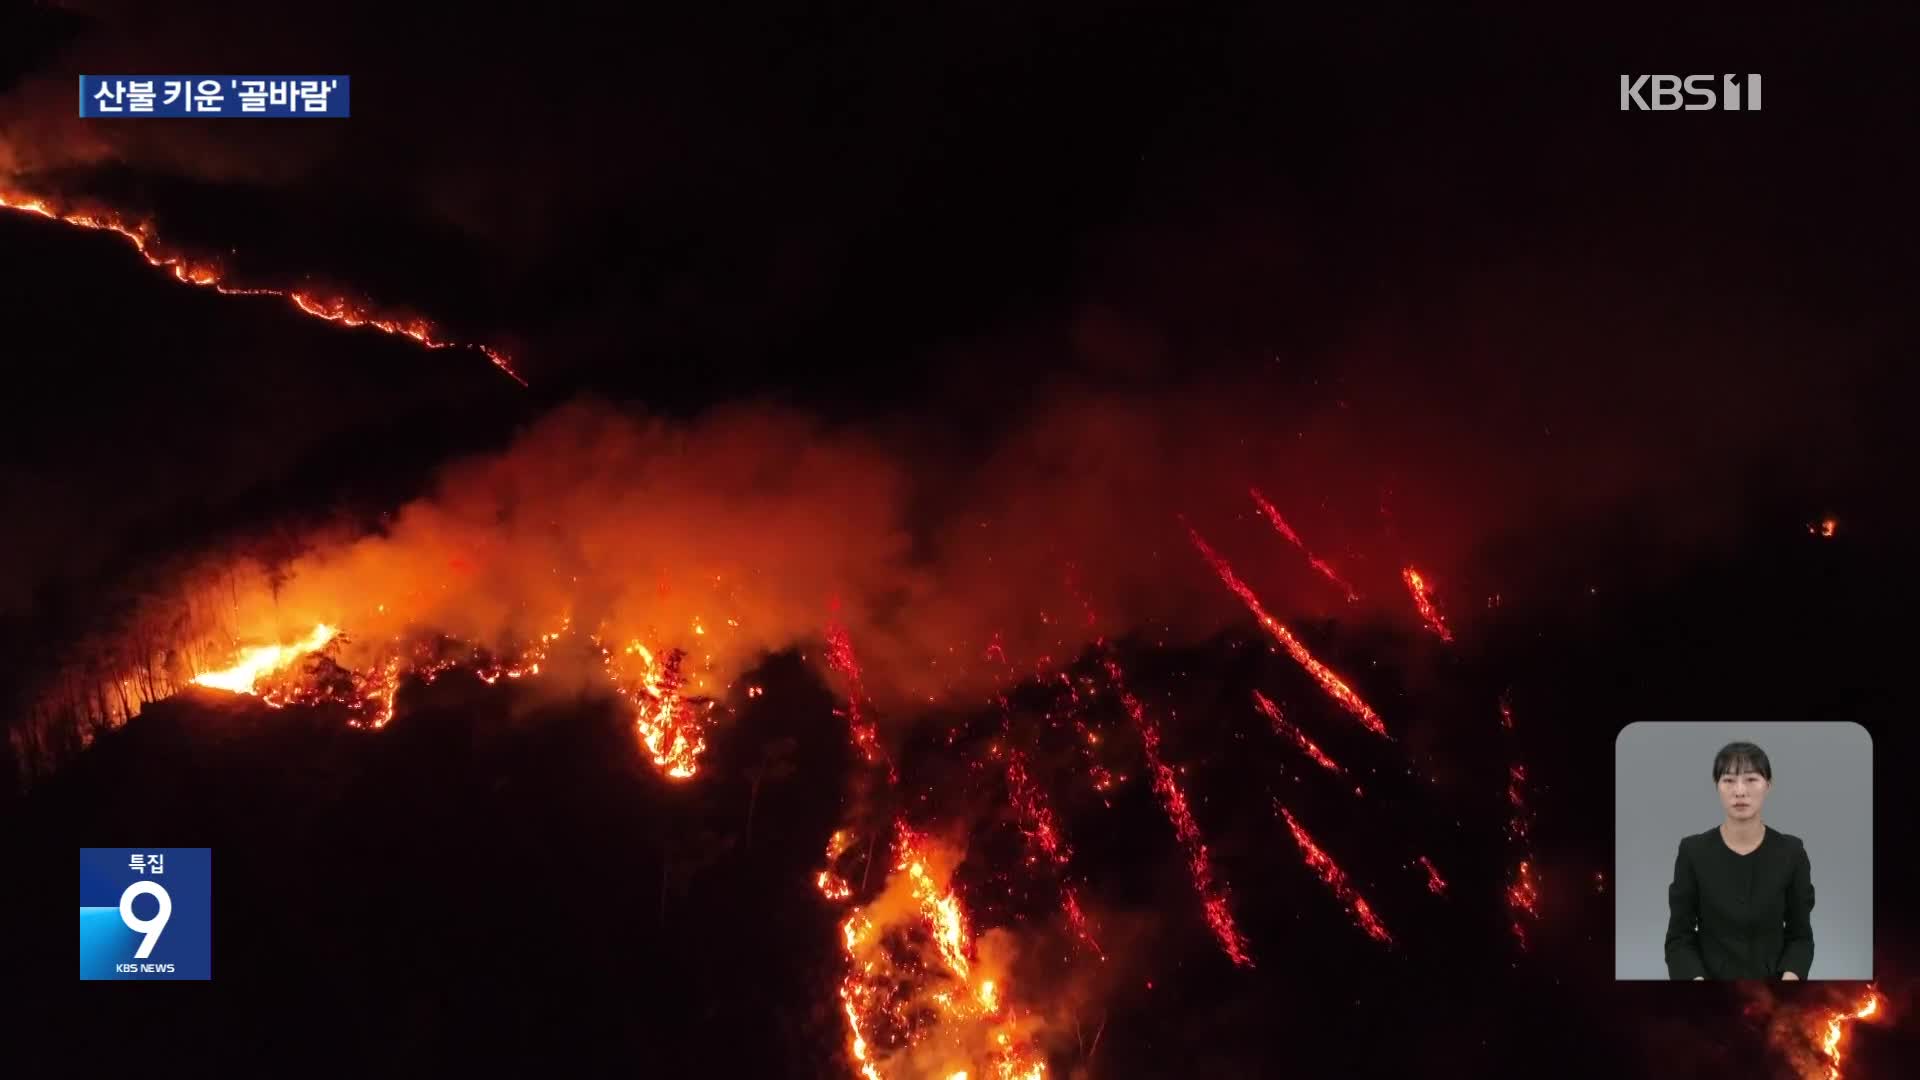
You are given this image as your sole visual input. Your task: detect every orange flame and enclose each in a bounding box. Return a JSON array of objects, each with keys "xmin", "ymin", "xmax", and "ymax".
[
  {"xmin": 191, "ymin": 623, "xmax": 338, "ymax": 693},
  {"xmin": 1818, "ymin": 988, "xmax": 1882, "ymax": 1080},
  {"xmin": 0, "ymin": 188, "xmax": 526, "ymax": 386},
  {"xmin": 822, "ymin": 823, "xmax": 1049, "ymax": 1080},
  {"xmin": 603, "ymin": 639, "xmax": 709, "ymax": 780}
]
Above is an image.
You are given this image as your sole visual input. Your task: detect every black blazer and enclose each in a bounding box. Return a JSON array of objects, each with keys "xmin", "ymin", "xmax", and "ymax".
[{"xmin": 1664, "ymin": 825, "xmax": 1815, "ymax": 980}]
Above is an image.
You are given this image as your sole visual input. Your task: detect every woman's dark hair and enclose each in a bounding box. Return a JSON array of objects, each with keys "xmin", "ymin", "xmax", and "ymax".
[{"xmin": 1712, "ymin": 741, "xmax": 1772, "ymax": 782}]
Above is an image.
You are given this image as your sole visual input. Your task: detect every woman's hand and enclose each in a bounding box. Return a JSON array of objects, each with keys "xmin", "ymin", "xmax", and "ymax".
[{"xmin": 1782, "ymin": 972, "xmax": 1800, "ymax": 980}]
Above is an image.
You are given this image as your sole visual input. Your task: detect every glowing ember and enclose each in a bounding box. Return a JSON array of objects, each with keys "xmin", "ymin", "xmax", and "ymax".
[
  {"xmin": 1274, "ymin": 801, "xmax": 1393, "ymax": 945},
  {"xmin": 1400, "ymin": 567, "xmax": 1454, "ymax": 643},
  {"xmin": 1105, "ymin": 659, "xmax": 1252, "ymax": 967},
  {"xmin": 1415, "ymin": 855, "xmax": 1448, "ymax": 896},
  {"xmin": 1005, "ymin": 747, "xmax": 1070, "ymax": 866},
  {"xmin": 1498, "ymin": 697, "xmax": 1540, "ymax": 950},
  {"xmin": 1251, "ymin": 690, "xmax": 1343, "ymax": 775},
  {"xmin": 826, "ymin": 622, "xmax": 892, "ymax": 776},
  {"xmin": 1186, "ymin": 522, "xmax": 1387, "ymax": 738},
  {"xmin": 1505, "ymin": 764, "xmax": 1531, "ymax": 844},
  {"xmin": 1005, "ymin": 740, "xmax": 1103, "ymax": 956},
  {"xmin": 0, "ymin": 188, "xmax": 527, "ymax": 386},
  {"xmin": 1248, "ymin": 488, "xmax": 1359, "ymax": 601},
  {"xmin": 1506, "ymin": 859, "xmax": 1540, "ymax": 949},
  {"xmin": 192, "ymin": 624, "xmax": 338, "ymax": 693}
]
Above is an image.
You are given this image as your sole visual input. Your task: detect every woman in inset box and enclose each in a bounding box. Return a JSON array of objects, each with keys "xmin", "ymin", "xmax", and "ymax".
[{"xmin": 1665, "ymin": 741, "xmax": 1815, "ymax": 979}]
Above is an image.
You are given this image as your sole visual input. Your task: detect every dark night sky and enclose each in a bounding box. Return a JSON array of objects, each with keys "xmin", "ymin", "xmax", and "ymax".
[
  {"xmin": 3, "ymin": 3, "xmax": 1918, "ymax": 1076},
  {"xmin": 3, "ymin": 4, "xmax": 1914, "ymax": 612}
]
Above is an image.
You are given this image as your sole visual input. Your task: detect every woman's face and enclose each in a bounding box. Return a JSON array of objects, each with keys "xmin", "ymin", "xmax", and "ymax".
[{"xmin": 1718, "ymin": 768, "xmax": 1770, "ymax": 821}]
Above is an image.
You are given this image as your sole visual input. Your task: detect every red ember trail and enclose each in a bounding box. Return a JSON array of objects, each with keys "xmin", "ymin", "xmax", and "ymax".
[
  {"xmin": 1248, "ymin": 487, "xmax": 1360, "ymax": 602},
  {"xmin": 1499, "ymin": 701, "xmax": 1540, "ymax": 951},
  {"xmin": 1103, "ymin": 658, "xmax": 1252, "ymax": 967},
  {"xmin": 1415, "ymin": 855, "xmax": 1448, "ymax": 896},
  {"xmin": 1251, "ymin": 690, "xmax": 1344, "ymax": 775},
  {"xmin": 825, "ymin": 621, "xmax": 893, "ymax": 779},
  {"xmin": 1185, "ymin": 521, "xmax": 1388, "ymax": 738},
  {"xmin": 1273, "ymin": 800, "xmax": 1393, "ymax": 945},
  {"xmin": 1006, "ymin": 737, "xmax": 1104, "ymax": 958},
  {"xmin": 0, "ymin": 188, "xmax": 527, "ymax": 386},
  {"xmin": 1400, "ymin": 567, "xmax": 1454, "ymax": 643}
]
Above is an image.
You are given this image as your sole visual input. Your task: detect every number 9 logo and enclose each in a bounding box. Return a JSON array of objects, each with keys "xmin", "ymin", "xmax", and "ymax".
[{"xmin": 119, "ymin": 880, "xmax": 172, "ymax": 959}]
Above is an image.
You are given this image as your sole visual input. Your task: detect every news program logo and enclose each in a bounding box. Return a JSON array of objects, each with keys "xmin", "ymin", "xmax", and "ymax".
[
  {"xmin": 79, "ymin": 848, "xmax": 212, "ymax": 980},
  {"xmin": 1620, "ymin": 74, "xmax": 1761, "ymax": 111}
]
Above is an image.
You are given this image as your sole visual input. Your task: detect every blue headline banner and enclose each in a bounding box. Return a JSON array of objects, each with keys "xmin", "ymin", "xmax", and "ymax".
[{"xmin": 80, "ymin": 76, "xmax": 350, "ymax": 117}]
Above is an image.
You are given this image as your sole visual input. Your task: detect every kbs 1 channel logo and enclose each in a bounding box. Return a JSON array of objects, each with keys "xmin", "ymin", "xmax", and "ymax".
[{"xmin": 79, "ymin": 848, "xmax": 212, "ymax": 980}]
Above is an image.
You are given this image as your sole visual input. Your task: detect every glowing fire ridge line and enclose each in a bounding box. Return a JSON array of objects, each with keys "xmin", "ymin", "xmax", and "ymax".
[
  {"xmin": 1273, "ymin": 800, "xmax": 1393, "ymax": 945},
  {"xmin": 1400, "ymin": 567, "xmax": 1454, "ymax": 643},
  {"xmin": 1248, "ymin": 487, "xmax": 1360, "ymax": 602},
  {"xmin": 1251, "ymin": 690, "xmax": 1343, "ymax": 775},
  {"xmin": 1184, "ymin": 521, "xmax": 1388, "ymax": 738},
  {"xmin": 1103, "ymin": 658, "xmax": 1252, "ymax": 967},
  {"xmin": 0, "ymin": 189, "xmax": 527, "ymax": 387},
  {"xmin": 188, "ymin": 618, "xmax": 707, "ymax": 776}
]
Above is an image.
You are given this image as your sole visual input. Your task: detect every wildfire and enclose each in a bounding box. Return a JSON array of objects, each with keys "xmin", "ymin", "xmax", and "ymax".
[
  {"xmin": 191, "ymin": 623, "xmax": 338, "ymax": 694},
  {"xmin": 1400, "ymin": 567, "xmax": 1454, "ymax": 643},
  {"xmin": 1251, "ymin": 690, "xmax": 1343, "ymax": 775},
  {"xmin": 1808, "ymin": 517, "xmax": 1838, "ymax": 539},
  {"xmin": 1248, "ymin": 488, "xmax": 1360, "ymax": 602},
  {"xmin": 1818, "ymin": 988, "xmax": 1882, "ymax": 1080},
  {"xmin": 1274, "ymin": 801, "xmax": 1393, "ymax": 945},
  {"xmin": 602, "ymin": 639, "xmax": 709, "ymax": 780},
  {"xmin": 1415, "ymin": 855, "xmax": 1448, "ymax": 896},
  {"xmin": 0, "ymin": 188, "xmax": 526, "ymax": 386},
  {"xmin": 1105, "ymin": 659, "xmax": 1252, "ymax": 967},
  {"xmin": 822, "ymin": 822, "xmax": 1049, "ymax": 1080},
  {"xmin": 1186, "ymin": 522, "xmax": 1388, "ymax": 738}
]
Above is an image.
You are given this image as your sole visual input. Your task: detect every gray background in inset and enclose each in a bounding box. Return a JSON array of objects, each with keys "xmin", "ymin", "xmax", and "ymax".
[{"xmin": 1614, "ymin": 721, "xmax": 1872, "ymax": 980}]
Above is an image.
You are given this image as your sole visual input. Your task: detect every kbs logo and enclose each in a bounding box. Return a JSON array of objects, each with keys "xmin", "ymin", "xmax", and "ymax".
[
  {"xmin": 1620, "ymin": 74, "xmax": 1762, "ymax": 111},
  {"xmin": 78, "ymin": 848, "xmax": 212, "ymax": 980}
]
